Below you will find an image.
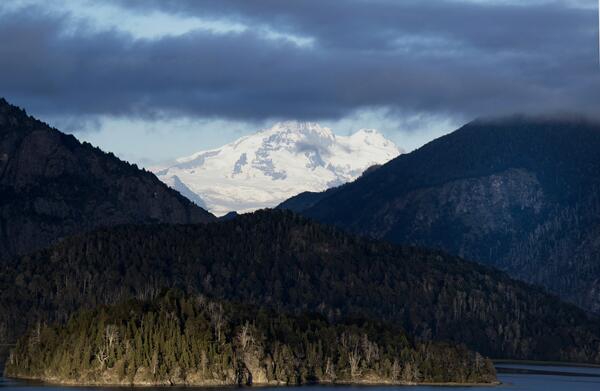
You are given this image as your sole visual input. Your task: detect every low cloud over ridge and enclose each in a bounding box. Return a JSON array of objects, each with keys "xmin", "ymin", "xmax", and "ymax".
[{"xmin": 1, "ymin": 0, "xmax": 599, "ymax": 126}]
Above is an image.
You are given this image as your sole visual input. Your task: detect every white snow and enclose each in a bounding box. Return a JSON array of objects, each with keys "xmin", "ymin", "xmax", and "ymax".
[{"xmin": 153, "ymin": 121, "xmax": 402, "ymax": 216}]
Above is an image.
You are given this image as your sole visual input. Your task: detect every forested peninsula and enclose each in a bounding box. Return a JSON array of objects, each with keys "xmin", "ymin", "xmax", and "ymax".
[{"xmin": 5, "ymin": 291, "xmax": 497, "ymax": 386}]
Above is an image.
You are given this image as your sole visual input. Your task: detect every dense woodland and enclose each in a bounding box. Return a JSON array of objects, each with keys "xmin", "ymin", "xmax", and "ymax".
[
  {"xmin": 5, "ymin": 291, "xmax": 496, "ymax": 385},
  {"xmin": 2, "ymin": 210, "xmax": 600, "ymax": 366},
  {"xmin": 286, "ymin": 117, "xmax": 600, "ymax": 312}
]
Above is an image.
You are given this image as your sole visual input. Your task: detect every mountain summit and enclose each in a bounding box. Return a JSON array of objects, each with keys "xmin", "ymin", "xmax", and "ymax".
[{"xmin": 153, "ymin": 121, "xmax": 401, "ymax": 216}]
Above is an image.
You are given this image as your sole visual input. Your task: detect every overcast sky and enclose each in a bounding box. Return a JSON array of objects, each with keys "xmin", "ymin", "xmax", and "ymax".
[{"xmin": 1, "ymin": 0, "xmax": 599, "ymax": 165}]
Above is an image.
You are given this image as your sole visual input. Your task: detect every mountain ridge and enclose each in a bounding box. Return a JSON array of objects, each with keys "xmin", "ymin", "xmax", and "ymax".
[
  {"xmin": 281, "ymin": 116, "xmax": 600, "ymax": 312},
  {"xmin": 0, "ymin": 97, "xmax": 215, "ymax": 260}
]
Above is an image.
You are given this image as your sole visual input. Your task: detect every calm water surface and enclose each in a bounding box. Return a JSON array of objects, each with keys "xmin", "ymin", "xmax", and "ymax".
[{"xmin": 2, "ymin": 364, "xmax": 600, "ymax": 391}]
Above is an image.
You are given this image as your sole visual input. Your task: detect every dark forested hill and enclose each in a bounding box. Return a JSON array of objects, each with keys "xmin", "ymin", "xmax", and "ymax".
[
  {"xmin": 0, "ymin": 98, "xmax": 215, "ymax": 260},
  {"xmin": 282, "ymin": 117, "xmax": 600, "ymax": 312},
  {"xmin": 277, "ymin": 188, "xmax": 339, "ymax": 213},
  {"xmin": 5, "ymin": 291, "xmax": 496, "ymax": 386},
  {"xmin": 2, "ymin": 210, "xmax": 600, "ymax": 364}
]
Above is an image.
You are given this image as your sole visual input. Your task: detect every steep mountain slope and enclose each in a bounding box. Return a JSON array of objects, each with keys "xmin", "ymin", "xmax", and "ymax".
[
  {"xmin": 2, "ymin": 210, "xmax": 600, "ymax": 364},
  {"xmin": 283, "ymin": 116, "xmax": 600, "ymax": 312},
  {"xmin": 0, "ymin": 98, "xmax": 215, "ymax": 260},
  {"xmin": 277, "ymin": 164, "xmax": 382, "ymax": 213},
  {"xmin": 153, "ymin": 121, "xmax": 400, "ymax": 216}
]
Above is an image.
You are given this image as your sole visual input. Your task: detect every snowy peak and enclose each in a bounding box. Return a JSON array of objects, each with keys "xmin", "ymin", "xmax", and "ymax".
[
  {"xmin": 268, "ymin": 121, "xmax": 335, "ymax": 140},
  {"xmin": 247, "ymin": 121, "xmax": 335, "ymax": 155},
  {"xmin": 349, "ymin": 128, "xmax": 388, "ymax": 143},
  {"xmin": 153, "ymin": 121, "xmax": 402, "ymax": 216}
]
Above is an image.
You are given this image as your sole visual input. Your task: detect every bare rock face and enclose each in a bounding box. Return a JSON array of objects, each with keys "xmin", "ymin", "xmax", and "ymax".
[
  {"xmin": 371, "ymin": 168, "xmax": 546, "ymax": 261},
  {"xmin": 0, "ymin": 98, "xmax": 215, "ymax": 260}
]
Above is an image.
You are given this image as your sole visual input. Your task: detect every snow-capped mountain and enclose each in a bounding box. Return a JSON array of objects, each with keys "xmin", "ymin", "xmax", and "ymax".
[{"xmin": 153, "ymin": 121, "xmax": 402, "ymax": 216}]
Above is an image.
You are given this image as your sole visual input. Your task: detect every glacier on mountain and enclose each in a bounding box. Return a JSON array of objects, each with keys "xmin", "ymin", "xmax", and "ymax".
[{"xmin": 153, "ymin": 121, "xmax": 401, "ymax": 216}]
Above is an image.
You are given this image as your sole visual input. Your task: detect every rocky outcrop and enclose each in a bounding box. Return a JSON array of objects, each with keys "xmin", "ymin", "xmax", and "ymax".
[
  {"xmin": 368, "ymin": 168, "xmax": 546, "ymax": 257},
  {"xmin": 0, "ymin": 98, "xmax": 215, "ymax": 260}
]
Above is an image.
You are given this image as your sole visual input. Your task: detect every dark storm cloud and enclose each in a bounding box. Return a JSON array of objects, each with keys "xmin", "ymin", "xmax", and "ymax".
[{"xmin": 1, "ymin": 0, "xmax": 599, "ymax": 123}]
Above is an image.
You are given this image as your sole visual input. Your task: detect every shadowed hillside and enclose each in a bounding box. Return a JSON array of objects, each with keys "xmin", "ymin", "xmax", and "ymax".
[
  {"xmin": 2, "ymin": 210, "xmax": 600, "ymax": 365},
  {"xmin": 0, "ymin": 98, "xmax": 215, "ymax": 260},
  {"xmin": 282, "ymin": 117, "xmax": 600, "ymax": 312}
]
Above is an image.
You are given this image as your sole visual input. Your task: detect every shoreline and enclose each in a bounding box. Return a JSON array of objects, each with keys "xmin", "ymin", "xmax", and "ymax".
[
  {"xmin": 12, "ymin": 359, "xmax": 600, "ymax": 388},
  {"xmin": 3, "ymin": 374, "xmax": 501, "ymax": 388},
  {"xmin": 492, "ymin": 359, "xmax": 600, "ymax": 369}
]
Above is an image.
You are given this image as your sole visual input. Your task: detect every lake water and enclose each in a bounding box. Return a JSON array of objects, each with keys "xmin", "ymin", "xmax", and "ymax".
[{"xmin": 2, "ymin": 363, "xmax": 600, "ymax": 391}]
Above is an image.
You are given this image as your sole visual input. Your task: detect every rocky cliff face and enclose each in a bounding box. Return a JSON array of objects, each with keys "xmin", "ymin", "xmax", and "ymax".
[
  {"xmin": 0, "ymin": 98, "xmax": 215, "ymax": 260},
  {"xmin": 285, "ymin": 117, "xmax": 600, "ymax": 312},
  {"xmin": 362, "ymin": 168, "xmax": 545, "ymax": 241}
]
